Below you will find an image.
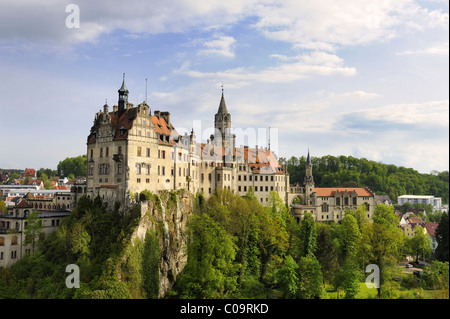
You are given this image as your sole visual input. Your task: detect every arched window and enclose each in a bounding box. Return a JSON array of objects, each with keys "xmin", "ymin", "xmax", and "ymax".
[{"xmin": 11, "ymin": 236, "xmax": 18, "ymax": 245}]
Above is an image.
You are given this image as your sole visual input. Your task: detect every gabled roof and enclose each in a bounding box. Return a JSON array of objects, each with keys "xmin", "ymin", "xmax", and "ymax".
[
  {"xmin": 16, "ymin": 199, "xmax": 33, "ymax": 209},
  {"xmin": 425, "ymin": 222, "xmax": 439, "ymax": 237},
  {"xmin": 314, "ymin": 187, "xmax": 374, "ymax": 197},
  {"xmin": 408, "ymin": 216, "xmax": 424, "ymax": 225}
]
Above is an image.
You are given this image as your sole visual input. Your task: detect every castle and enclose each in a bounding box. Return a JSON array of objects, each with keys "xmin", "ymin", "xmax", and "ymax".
[
  {"xmin": 85, "ymin": 76, "xmax": 375, "ymax": 221},
  {"xmin": 85, "ymin": 76, "xmax": 290, "ymax": 207}
]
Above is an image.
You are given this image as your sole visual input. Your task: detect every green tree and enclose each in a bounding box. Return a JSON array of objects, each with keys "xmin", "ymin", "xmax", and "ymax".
[
  {"xmin": 315, "ymin": 224, "xmax": 339, "ymax": 285},
  {"xmin": 297, "ymin": 253, "xmax": 323, "ymax": 299},
  {"xmin": 435, "ymin": 212, "xmax": 449, "ymax": 262},
  {"xmin": 368, "ymin": 204, "xmax": 402, "ymax": 298},
  {"xmin": 57, "ymin": 155, "xmax": 87, "ymax": 178},
  {"xmin": 335, "ymin": 213, "xmax": 361, "ymax": 263},
  {"xmin": 0, "ymin": 200, "xmax": 6, "ymax": 214},
  {"xmin": 277, "ymin": 255, "xmax": 299, "ymax": 298},
  {"xmin": 142, "ymin": 230, "xmax": 160, "ymax": 298},
  {"xmin": 334, "ymin": 257, "xmax": 361, "ymax": 299},
  {"xmin": 177, "ymin": 213, "xmax": 238, "ymax": 298},
  {"xmin": 298, "ymin": 212, "xmax": 317, "ymax": 257},
  {"xmin": 23, "ymin": 211, "xmax": 44, "ymax": 253},
  {"xmin": 409, "ymin": 226, "xmax": 432, "ymax": 262}
]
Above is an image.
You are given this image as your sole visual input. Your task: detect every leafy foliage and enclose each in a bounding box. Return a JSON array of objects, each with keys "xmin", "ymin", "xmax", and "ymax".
[{"xmin": 57, "ymin": 155, "xmax": 87, "ymax": 178}]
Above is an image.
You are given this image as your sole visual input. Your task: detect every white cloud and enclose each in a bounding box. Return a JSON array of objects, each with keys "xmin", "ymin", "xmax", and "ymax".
[
  {"xmin": 198, "ymin": 35, "xmax": 236, "ymax": 57},
  {"xmin": 180, "ymin": 51, "xmax": 357, "ymax": 83},
  {"xmin": 397, "ymin": 42, "xmax": 449, "ymax": 55}
]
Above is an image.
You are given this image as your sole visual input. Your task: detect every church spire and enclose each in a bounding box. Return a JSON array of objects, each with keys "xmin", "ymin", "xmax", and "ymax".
[{"xmin": 217, "ymin": 86, "xmax": 228, "ymax": 114}]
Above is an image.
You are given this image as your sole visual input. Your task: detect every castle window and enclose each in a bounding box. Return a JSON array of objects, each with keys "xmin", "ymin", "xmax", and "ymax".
[
  {"xmin": 353, "ymin": 197, "xmax": 357, "ymax": 205},
  {"xmin": 244, "ymin": 175, "xmax": 247, "ymax": 181},
  {"xmin": 344, "ymin": 197, "xmax": 349, "ymax": 205},
  {"xmin": 137, "ymin": 164, "xmax": 141, "ymax": 175},
  {"xmin": 146, "ymin": 148, "xmax": 150, "ymax": 157},
  {"xmin": 238, "ymin": 175, "xmax": 241, "ymax": 181},
  {"xmin": 90, "ymin": 149, "xmax": 93, "ymax": 159},
  {"xmin": 106, "ymin": 147, "xmax": 109, "ymax": 157},
  {"xmin": 137, "ymin": 178, "xmax": 141, "ymax": 183},
  {"xmin": 162, "ymin": 166, "xmax": 165, "ymax": 175},
  {"xmin": 118, "ymin": 146, "xmax": 122, "ymax": 155},
  {"xmin": 100, "ymin": 148, "xmax": 103, "ymax": 157},
  {"xmin": 117, "ymin": 164, "xmax": 122, "ymax": 174},
  {"xmin": 137, "ymin": 147, "xmax": 142, "ymax": 157},
  {"xmin": 162, "ymin": 150, "xmax": 166, "ymax": 159},
  {"xmin": 146, "ymin": 165, "xmax": 150, "ymax": 175}
]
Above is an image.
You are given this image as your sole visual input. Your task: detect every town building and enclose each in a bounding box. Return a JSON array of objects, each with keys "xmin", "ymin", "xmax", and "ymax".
[
  {"xmin": 397, "ymin": 195, "xmax": 442, "ymax": 210},
  {"xmin": 0, "ymin": 199, "xmax": 71, "ymax": 268}
]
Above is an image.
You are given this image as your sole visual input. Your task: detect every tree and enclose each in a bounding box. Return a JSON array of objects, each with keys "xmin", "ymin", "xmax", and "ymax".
[
  {"xmin": 23, "ymin": 211, "xmax": 44, "ymax": 253},
  {"xmin": 277, "ymin": 255, "xmax": 299, "ymax": 298},
  {"xmin": 368, "ymin": 204, "xmax": 402, "ymax": 298},
  {"xmin": 298, "ymin": 213, "xmax": 317, "ymax": 257},
  {"xmin": 409, "ymin": 226, "xmax": 432, "ymax": 262},
  {"xmin": 335, "ymin": 213, "xmax": 361, "ymax": 263},
  {"xmin": 0, "ymin": 200, "xmax": 6, "ymax": 214},
  {"xmin": 315, "ymin": 224, "xmax": 339, "ymax": 285},
  {"xmin": 177, "ymin": 213, "xmax": 238, "ymax": 298},
  {"xmin": 334, "ymin": 257, "xmax": 361, "ymax": 299},
  {"xmin": 57, "ymin": 155, "xmax": 87, "ymax": 178},
  {"xmin": 297, "ymin": 253, "xmax": 323, "ymax": 299},
  {"xmin": 435, "ymin": 212, "xmax": 449, "ymax": 262}
]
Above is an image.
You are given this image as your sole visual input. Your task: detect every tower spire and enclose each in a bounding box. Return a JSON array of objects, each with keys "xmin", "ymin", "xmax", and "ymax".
[{"xmin": 118, "ymin": 73, "xmax": 129, "ymax": 117}]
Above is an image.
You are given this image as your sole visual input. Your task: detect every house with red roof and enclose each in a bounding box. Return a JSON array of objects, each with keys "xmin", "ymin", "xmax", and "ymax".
[
  {"xmin": 22, "ymin": 168, "xmax": 36, "ymax": 179},
  {"xmin": 425, "ymin": 222, "xmax": 439, "ymax": 253}
]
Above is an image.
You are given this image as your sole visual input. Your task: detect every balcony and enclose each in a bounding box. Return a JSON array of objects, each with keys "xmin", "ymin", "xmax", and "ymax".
[{"xmin": 113, "ymin": 154, "xmax": 124, "ymax": 162}]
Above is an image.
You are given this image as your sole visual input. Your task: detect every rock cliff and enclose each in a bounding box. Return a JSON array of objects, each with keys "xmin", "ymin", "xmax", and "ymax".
[{"xmin": 129, "ymin": 190, "xmax": 193, "ymax": 298}]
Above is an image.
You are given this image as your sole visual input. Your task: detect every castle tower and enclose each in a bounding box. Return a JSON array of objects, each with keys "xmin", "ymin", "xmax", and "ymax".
[
  {"xmin": 118, "ymin": 73, "xmax": 129, "ymax": 117},
  {"xmin": 304, "ymin": 149, "xmax": 314, "ymax": 205},
  {"xmin": 214, "ymin": 88, "xmax": 231, "ymax": 142}
]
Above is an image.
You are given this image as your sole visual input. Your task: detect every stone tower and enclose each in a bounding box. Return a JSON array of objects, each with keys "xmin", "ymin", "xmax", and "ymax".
[
  {"xmin": 304, "ymin": 150, "xmax": 315, "ymax": 205},
  {"xmin": 214, "ymin": 88, "xmax": 231, "ymax": 141},
  {"xmin": 213, "ymin": 88, "xmax": 234, "ymax": 165}
]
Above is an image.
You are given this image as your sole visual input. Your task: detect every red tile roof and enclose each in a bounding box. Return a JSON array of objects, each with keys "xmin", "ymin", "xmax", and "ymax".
[
  {"xmin": 16, "ymin": 200, "xmax": 33, "ymax": 209},
  {"xmin": 425, "ymin": 222, "xmax": 439, "ymax": 237},
  {"xmin": 314, "ymin": 187, "xmax": 374, "ymax": 197},
  {"xmin": 408, "ymin": 216, "xmax": 424, "ymax": 225},
  {"xmin": 87, "ymin": 106, "xmax": 178, "ymax": 146},
  {"xmin": 23, "ymin": 168, "xmax": 36, "ymax": 177}
]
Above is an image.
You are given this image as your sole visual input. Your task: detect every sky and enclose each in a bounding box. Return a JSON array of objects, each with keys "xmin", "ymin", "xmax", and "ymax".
[{"xmin": 0, "ymin": 0, "xmax": 448, "ymax": 174}]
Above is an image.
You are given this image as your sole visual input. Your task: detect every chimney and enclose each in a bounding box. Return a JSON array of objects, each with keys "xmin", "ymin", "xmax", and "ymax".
[{"xmin": 160, "ymin": 111, "xmax": 170, "ymax": 125}]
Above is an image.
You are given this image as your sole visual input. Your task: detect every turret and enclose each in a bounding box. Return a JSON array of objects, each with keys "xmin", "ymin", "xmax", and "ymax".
[{"xmin": 118, "ymin": 73, "xmax": 129, "ymax": 117}]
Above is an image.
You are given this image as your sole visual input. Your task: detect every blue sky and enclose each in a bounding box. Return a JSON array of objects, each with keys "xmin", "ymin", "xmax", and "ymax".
[{"xmin": 0, "ymin": 0, "xmax": 448, "ymax": 174}]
